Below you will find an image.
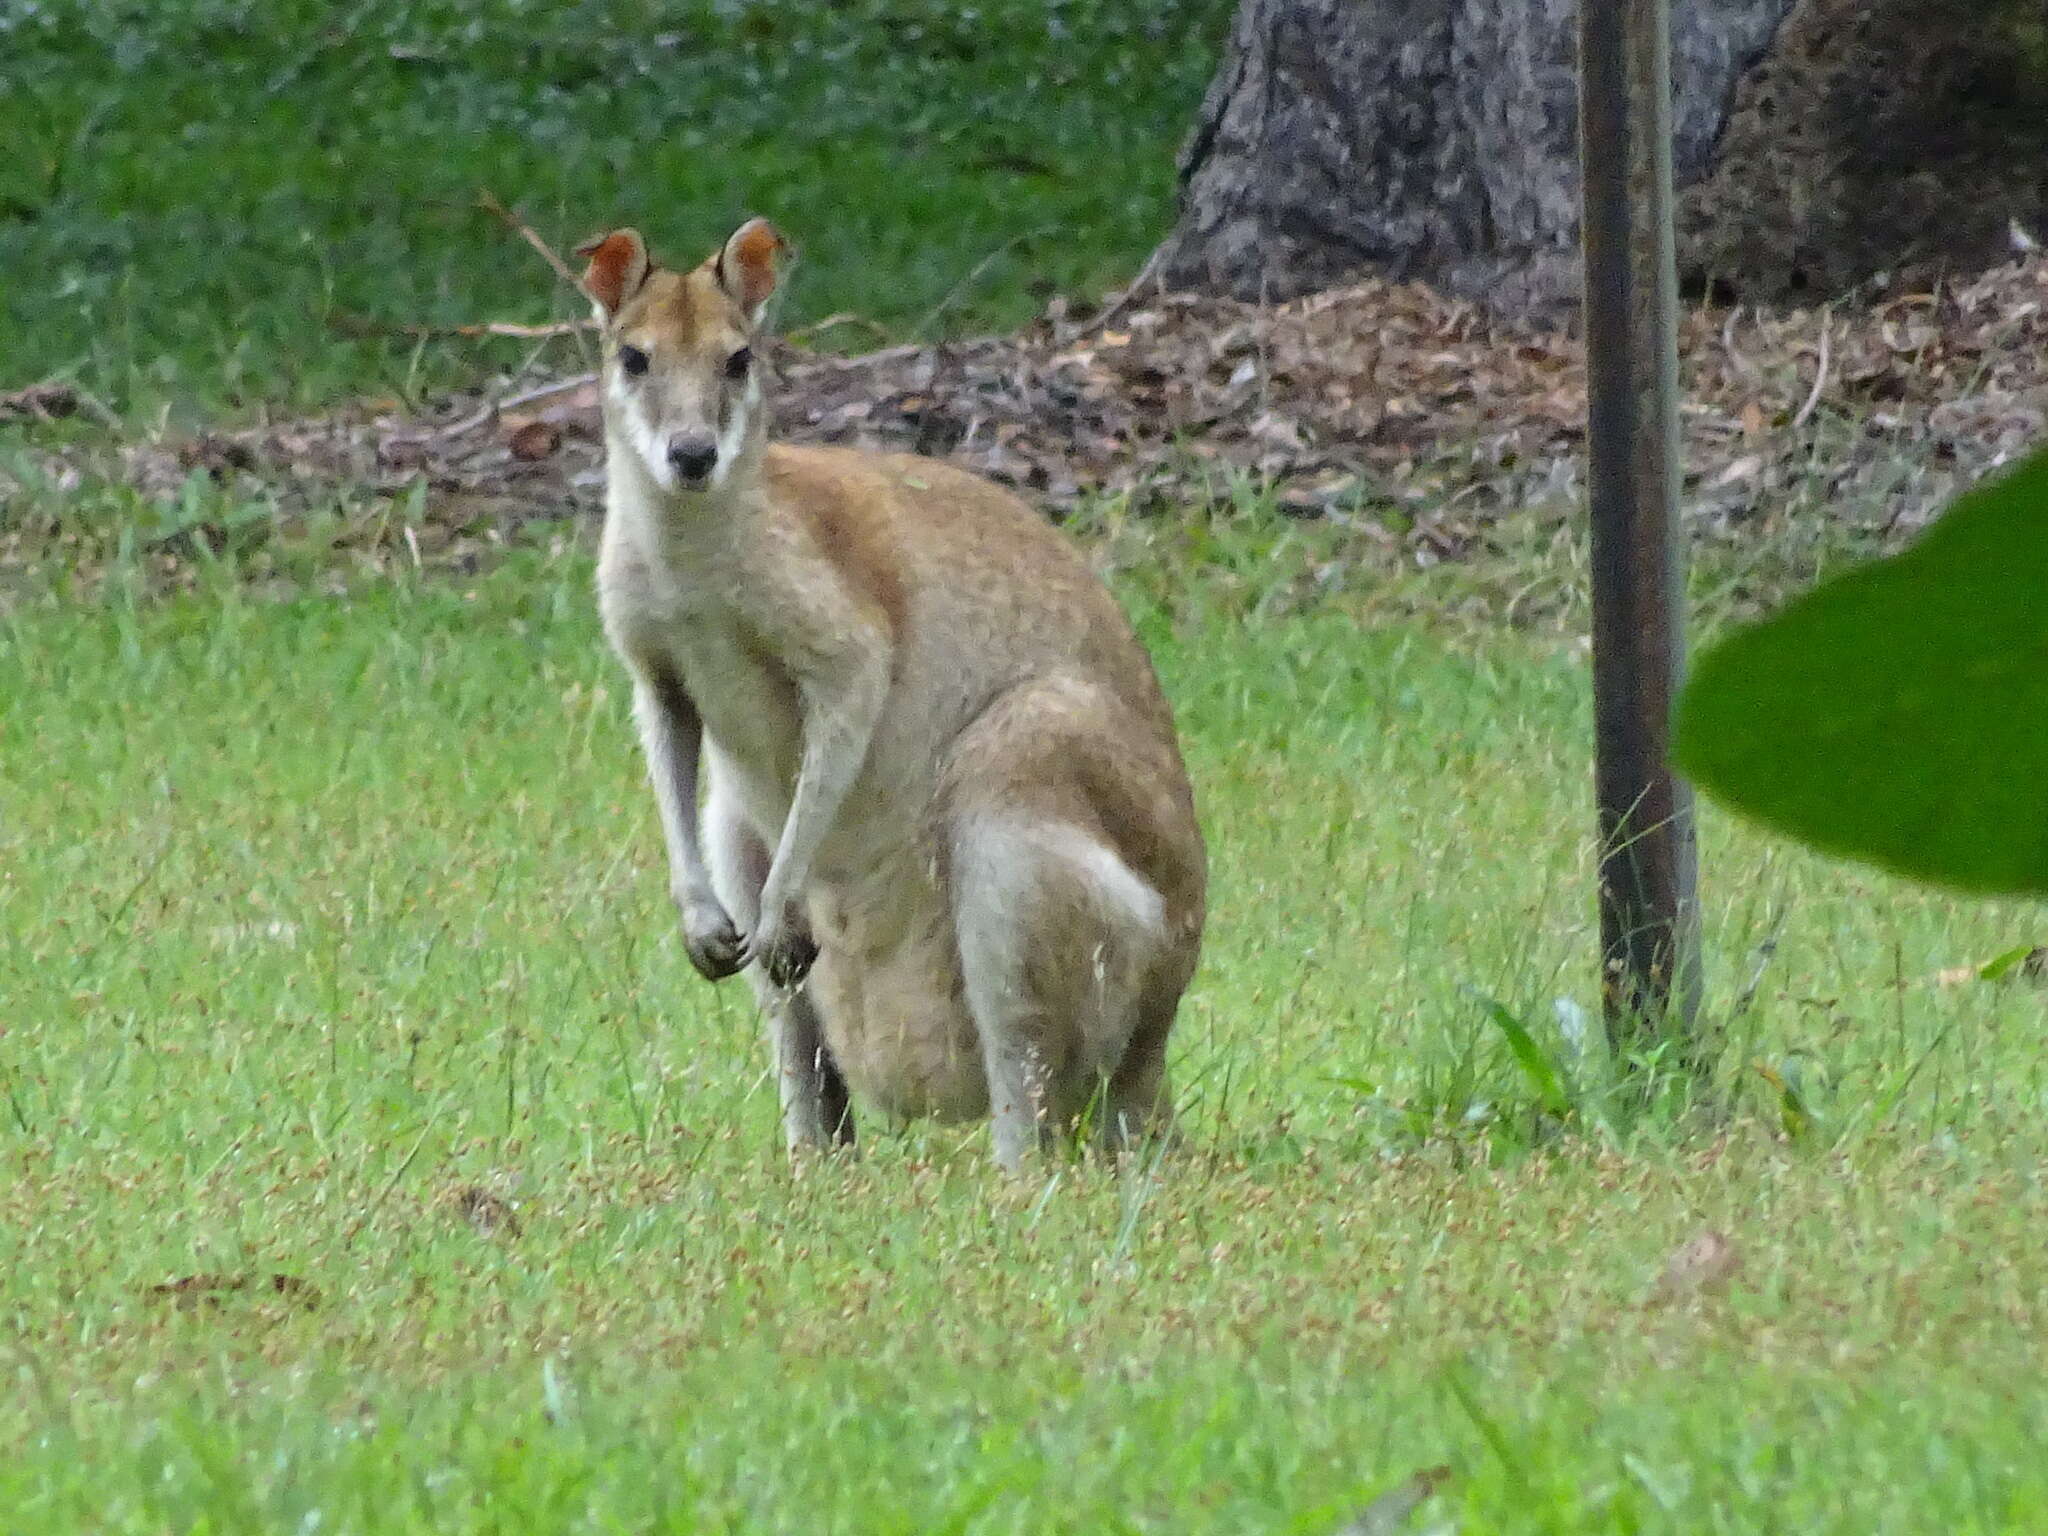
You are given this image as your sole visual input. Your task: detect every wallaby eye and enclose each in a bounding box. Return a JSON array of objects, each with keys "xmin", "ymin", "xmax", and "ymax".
[
  {"xmin": 618, "ymin": 344, "xmax": 649, "ymax": 377},
  {"xmin": 723, "ymin": 346, "xmax": 752, "ymax": 382}
]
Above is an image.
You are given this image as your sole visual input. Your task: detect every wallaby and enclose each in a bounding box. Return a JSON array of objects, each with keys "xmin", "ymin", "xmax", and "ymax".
[{"xmin": 576, "ymin": 218, "xmax": 1205, "ymax": 1170}]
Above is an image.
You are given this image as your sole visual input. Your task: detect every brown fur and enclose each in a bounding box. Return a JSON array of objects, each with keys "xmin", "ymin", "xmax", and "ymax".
[
  {"xmin": 582, "ymin": 221, "xmax": 1206, "ymax": 1167},
  {"xmin": 766, "ymin": 448, "xmax": 907, "ymax": 638}
]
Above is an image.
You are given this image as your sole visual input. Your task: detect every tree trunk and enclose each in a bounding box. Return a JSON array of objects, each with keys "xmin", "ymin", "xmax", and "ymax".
[
  {"xmin": 1153, "ymin": 0, "xmax": 2048, "ymax": 314},
  {"xmin": 1678, "ymin": 0, "xmax": 2048, "ymax": 304}
]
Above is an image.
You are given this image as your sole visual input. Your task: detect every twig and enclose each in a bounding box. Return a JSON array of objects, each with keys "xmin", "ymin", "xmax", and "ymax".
[
  {"xmin": 477, "ymin": 189, "xmax": 582, "ymax": 292},
  {"xmin": 476, "ymin": 189, "xmax": 597, "ymax": 372},
  {"xmin": 510, "ymin": 333, "xmax": 563, "ymax": 387},
  {"xmin": 385, "ymin": 371, "xmax": 599, "ymax": 445},
  {"xmin": 782, "ymin": 312, "xmax": 897, "ymax": 349},
  {"xmin": 778, "ymin": 341, "xmax": 927, "ymax": 372},
  {"xmin": 1791, "ymin": 310, "xmax": 1832, "ymax": 430},
  {"xmin": 911, "ymin": 225, "xmax": 1054, "ymax": 340},
  {"xmin": 1255, "ymin": 269, "xmax": 1272, "ymax": 417},
  {"xmin": 349, "ymin": 1111, "xmax": 443, "ymax": 1246},
  {"xmin": 1061, "ymin": 242, "xmax": 1169, "ymax": 343},
  {"xmin": 1726, "ymin": 904, "xmax": 1789, "ymax": 1024},
  {"xmin": 1720, "ymin": 304, "xmax": 1762, "ymax": 386},
  {"xmin": 329, "ymin": 313, "xmax": 595, "ymax": 341}
]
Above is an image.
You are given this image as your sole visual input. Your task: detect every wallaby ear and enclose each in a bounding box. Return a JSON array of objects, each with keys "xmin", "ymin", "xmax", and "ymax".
[
  {"xmin": 714, "ymin": 217, "xmax": 788, "ymax": 325},
  {"xmin": 573, "ymin": 228, "xmax": 651, "ymax": 318}
]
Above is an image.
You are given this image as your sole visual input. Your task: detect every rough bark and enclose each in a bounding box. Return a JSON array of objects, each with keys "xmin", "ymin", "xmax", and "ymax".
[
  {"xmin": 1153, "ymin": 0, "xmax": 2048, "ymax": 314},
  {"xmin": 1678, "ymin": 0, "xmax": 2048, "ymax": 303}
]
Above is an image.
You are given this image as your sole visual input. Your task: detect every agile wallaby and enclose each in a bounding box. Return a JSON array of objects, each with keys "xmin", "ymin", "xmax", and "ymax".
[{"xmin": 578, "ymin": 218, "xmax": 1204, "ymax": 1169}]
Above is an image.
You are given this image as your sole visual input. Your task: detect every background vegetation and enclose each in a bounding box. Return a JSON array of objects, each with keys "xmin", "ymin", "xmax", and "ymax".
[{"xmin": 0, "ymin": 0, "xmax": 1232, "ymax": 420}]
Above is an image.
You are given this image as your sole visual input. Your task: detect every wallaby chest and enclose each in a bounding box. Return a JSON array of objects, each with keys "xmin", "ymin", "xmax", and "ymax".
[
  {"xmin": 678, "ymin": 622, "xmax": 801, "ymax": 786},
  {"xmin": 601, "ymin": 546, "xmax": 802, "ymax": 789}
]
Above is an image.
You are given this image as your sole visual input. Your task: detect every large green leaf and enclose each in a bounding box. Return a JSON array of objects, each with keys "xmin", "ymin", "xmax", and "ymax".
[{"xmin": 1674, "ymin": 446, "xmax": 2048, "ymax": 896}]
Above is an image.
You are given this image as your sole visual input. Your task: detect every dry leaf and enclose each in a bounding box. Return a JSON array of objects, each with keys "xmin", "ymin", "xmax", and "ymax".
[
  {"xmin": 0, "ymin": 382, "xmax": 82, "ymax": 421},
  {"xmin": 64, "ymin": 248, "xmax": 2048, "ymax": 601},
  {"xmin": 507, "ymin": 420, "xmax": 562, "ymax": 461},
  {"xmin": 176, "ymin": 435, "xmax": 257, "ymax": 476},
  {"xmin": 1650, "ymin": 1228, "xmax": 1741, "ymax": 1303},
  {"xmin": 377, "ymin": 436, "xmax": 430, "ymax": 471},
  {"xmin": 452, "ymin": 1185, "xmax": 523, "ymax": 1238}
]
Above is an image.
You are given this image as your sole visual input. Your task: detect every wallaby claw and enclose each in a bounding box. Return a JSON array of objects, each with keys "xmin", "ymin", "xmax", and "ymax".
[
  {"xmin": 745, "ymin": 923, "xmax": 819, "ymax": 990},
  {"xmin": 679, "ymin": 899, "xmax": 746, "ymax": 982}
]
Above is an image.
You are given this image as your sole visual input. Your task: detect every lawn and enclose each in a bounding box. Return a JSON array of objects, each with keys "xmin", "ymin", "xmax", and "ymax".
[{"xmin": 3, "ymin": 542, "xmax": 2046, "ymax": 1532}]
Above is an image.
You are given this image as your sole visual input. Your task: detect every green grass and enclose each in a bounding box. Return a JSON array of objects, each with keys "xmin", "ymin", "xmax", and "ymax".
[
  {"xmin": 9, "ymin": 2, "xmax": 2044, "ymax": 1524},
  {"xmin": 4, "ymin": 543, "xmax": 2046, "ymax": 1531},
  {"xmin": 0, "ymin": 0, "xmax": 1231, "ymax": 422}
]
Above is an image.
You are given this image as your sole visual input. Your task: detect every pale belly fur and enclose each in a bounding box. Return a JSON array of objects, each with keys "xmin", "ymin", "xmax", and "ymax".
[
  {"xmin": 704, "ymin": 741, "xmax": 988, "ymax": 1124},
  {"xmin": 804, "ymin": 869, "xmax": 989, "ymax": 1124}
]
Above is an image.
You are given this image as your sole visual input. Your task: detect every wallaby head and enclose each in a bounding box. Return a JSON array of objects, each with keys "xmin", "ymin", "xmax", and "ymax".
[{"xmin": 574, "ymin": 219, "xmax": 787, "ymax": 495}]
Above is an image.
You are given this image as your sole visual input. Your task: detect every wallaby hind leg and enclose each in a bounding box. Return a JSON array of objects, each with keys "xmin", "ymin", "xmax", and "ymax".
[
  {"xmin": 772, "ymin": 982, "xmax": 854, "ymax": 1153},
  {"xmin": 948, "ymin": 811, "xmax": 1167, "ymax": 1173},
  {"xmin": 705, "ymin": 779, "xmax": 854, "ymax": 1153},
  {"xmin": 948, "ymin": 815, "xmax": 1065, "ymax": 1170},
  {"xmin": 1097, "ymin": 969, "xmax": 1190, "ymax": 1159}
]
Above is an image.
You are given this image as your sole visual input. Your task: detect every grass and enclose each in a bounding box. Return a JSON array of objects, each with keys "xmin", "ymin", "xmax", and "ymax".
[
  {"xmin": 7, "ymin": 1, "xmax": 2048, "ymax": 1524},
  {"xmin": 3, "ymin": 539, "xmax": 2046, "ymax": 1531},
  {"xmin": 0, "ymin": 0, "xmax": 1232, "ymax": 423}
]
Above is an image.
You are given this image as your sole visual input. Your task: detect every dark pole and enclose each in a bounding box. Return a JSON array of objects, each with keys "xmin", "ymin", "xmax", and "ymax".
[{"xmin": 1579, "ymin": 0, "xmax": 1701, "ymax": 1053}]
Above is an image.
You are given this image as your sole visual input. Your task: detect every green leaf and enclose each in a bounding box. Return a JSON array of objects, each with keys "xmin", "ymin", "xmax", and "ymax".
[
  {"xmin": 1674, "ymin": 446, "xmax": 2048, "ymax": 896},
  {"xmin": 1326, "ymin": 1074, "xmax": 1383, "ymax": 1097},
  {"xmin": 1478, "ymin": 998, "xmax": 1572, "ymax": 1117},
  {"xmin": 1977, "ymin": 943, "xmax": 2041, "ymax": 981},
  {"xmin": 1754, "ymin": 1061, "xmax": 1814, "ymax": 1143}
]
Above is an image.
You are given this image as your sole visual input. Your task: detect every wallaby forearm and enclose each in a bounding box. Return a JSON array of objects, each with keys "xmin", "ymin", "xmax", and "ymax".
[
  {"xmin": 632, "ymin": 668, "xmax": 718, "ymax": 908},
  {"xmin": 755, "ymin": 655, "xmax": 890, "ymax": 923}
]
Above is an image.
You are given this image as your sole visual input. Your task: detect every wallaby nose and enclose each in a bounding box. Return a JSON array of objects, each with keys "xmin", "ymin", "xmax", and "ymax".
[{"xmin": 666, "ymin": 436, "xmax": 717, "ymax": 484}]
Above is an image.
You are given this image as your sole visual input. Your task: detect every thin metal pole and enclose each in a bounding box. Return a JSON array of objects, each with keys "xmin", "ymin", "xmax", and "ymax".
[{"xmin": 1579, "ymin": 0, "xmax": 1701, "ymax": 1053}]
